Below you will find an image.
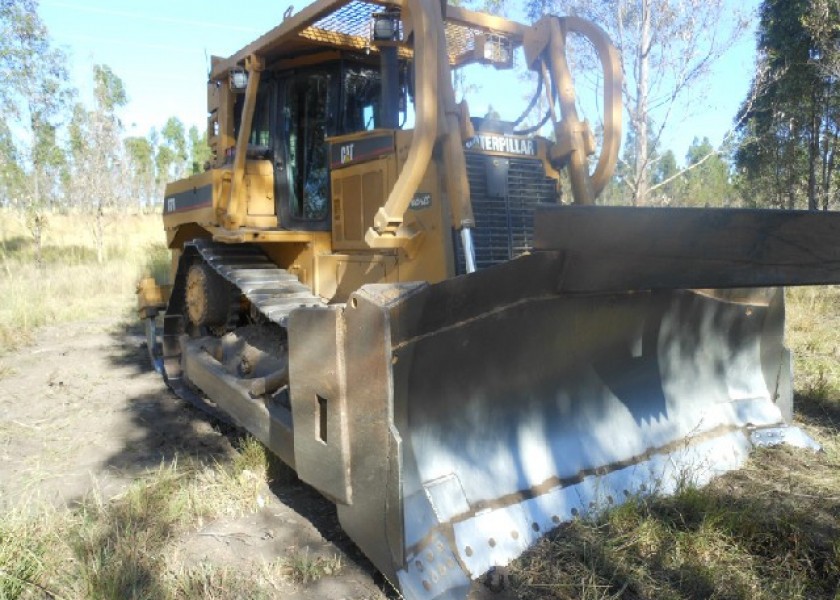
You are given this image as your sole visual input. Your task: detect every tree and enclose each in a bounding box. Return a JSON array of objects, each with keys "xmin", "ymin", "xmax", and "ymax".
[
  {"xmin": 651, "ymin": 148, "xmax": 678, "ymax": 203},
  {"xmin": 0, "ymin": 0, "xmax": 72, "ymax": 263},
  {"xmin": 188, "ymin": 125, "xmax": 211, "ymax": 175},
  {"xmin": 125, "ymin": 136, "xmax": 156, "ymax": 210},
  {"xmin": 803, "ymin": 0, "xmax": 840, "ymax": 80},
  {"xmin": 526, "ymin": 0, "xmax": 746, "ymax": 205},
  {"xmin": 734, "ymin": 0, "xmax": 840, "ymax": 210},
  {"xmin": 680, "ymin": 137, "xmax": 735, "ymax": 207},
  {"xmin": 0, "ymin": 117, "xmax": 23, "ymax": 209},
  {"xmin": 65, "ymin": 64, "xmax": 128, "ymax": 262},
  {"xmin": 157, "ymin": 117, "xmax": 188, "ymax": 183},
  {"xmin": 605, "ymin": 123, "xmax": 671, "ymax": 205}
]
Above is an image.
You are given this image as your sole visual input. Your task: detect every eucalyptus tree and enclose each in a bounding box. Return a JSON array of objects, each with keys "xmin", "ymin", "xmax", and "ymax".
[
  {"xmin": 0, "ymin": 0, "xmax": 72, "ymax": 262},
  {"xmin": 157, "ymin": 117, "xmax": 189, "ymax": 183},
  {"xmin": 124, "ymin": 136, "xmax": 156, "ymax": 210},
  {"xmin": 66, "ymin": 64, "xmax": 128, "ymax": 262},
  {"xmin": 188, "ymin": 125, "xmax": 212, "ymax": 175},
  {"xmin": 0, "ymin": 118, "xmax": 23, "ymax": 209},
  {"xmin": 681, "ymin": 137, "xmax": 735, "ymax": 207}
]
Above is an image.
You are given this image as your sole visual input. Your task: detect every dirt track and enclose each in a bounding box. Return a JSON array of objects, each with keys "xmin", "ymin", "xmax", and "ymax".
[{"xmin": 0, "ymin": 316, "xmax": 389, "ymax": 599}]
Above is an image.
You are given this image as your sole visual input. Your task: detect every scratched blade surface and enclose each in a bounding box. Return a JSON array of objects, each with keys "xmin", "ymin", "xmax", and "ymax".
[{"xmin": 377, "ymin": 263, "xmax": 789, "ymax": 599}]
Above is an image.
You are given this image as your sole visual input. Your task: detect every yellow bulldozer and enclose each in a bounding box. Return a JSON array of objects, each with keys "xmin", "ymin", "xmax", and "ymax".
[{"xmin": 137, "ymin": 1, "xmax": 840, "ymax": 598}]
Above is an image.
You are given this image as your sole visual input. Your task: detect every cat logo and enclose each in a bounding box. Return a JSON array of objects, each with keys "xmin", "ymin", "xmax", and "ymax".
[{"xmin": 466, "ymin": 134, "xmax": 536, "ymax": 156}]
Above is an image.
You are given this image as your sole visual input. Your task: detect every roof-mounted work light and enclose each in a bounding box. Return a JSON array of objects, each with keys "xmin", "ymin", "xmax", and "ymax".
[
  {"xmin": 229, "ymin": 67, "xmax": 248, "ymax": 92},
  {"xmin": 371, "ymin": 9, "xmax": 401, "ymax": 43}
]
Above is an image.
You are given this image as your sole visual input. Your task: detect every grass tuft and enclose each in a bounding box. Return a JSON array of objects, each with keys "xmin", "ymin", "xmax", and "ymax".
[
  {"xmin": 0, "ymin": 513, "xmax": 48, "ymax": 599},
  {"xmin": 510, "ymin": 472, "xmax": 840, "ymax": 599},
  {"xmin": 232, "ymin": 435, "xmax": 270, "ymax": 477},
  {"xmin": 277, "ymin": 550, "xmax": 344, "ymax": 585},
  {"xmin": 167, "ymin": 562, "xmax": 270, "ymax": 600},
  {"xmin": 143, "ymin": 242, "xmax": 171, "ymax": 285}
]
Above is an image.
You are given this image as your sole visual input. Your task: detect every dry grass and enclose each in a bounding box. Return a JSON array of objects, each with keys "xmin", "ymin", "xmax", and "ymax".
[
  {"xmin": 509, "ymin": 444, "xmax": 840, "ymax": 599},
  {"xmin": 508, "ymin": 286, "xmax": 840, "ymax": 600},
  {"xmin": 167, "ymin": 561, "xmax": 277, "ymax": 600},
  {"xmin": 0, "ymin": 211, "xmax": 364, "ymax": 598},
  {"xmin": 786, "ymin": 287, "xmax": 840, "ymax": 409},
  {"xmin": 276, "ymin": 550, "xmax": 344, "ymax": 585},
  {"xmin": 0, "ymin": 209, "xmax": 168, "ymax": 354},
  {"xmin": 0, "ymin": 437, "xmax": 279, "ymax": 600}
]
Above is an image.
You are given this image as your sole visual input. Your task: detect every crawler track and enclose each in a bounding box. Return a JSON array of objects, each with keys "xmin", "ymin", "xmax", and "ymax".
[{"xmin": 160, "ymin": 239, "xmax": 324, "ymax": 414}]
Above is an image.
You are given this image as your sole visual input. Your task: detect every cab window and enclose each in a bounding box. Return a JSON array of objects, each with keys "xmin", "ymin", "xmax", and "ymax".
[
  {"xmin": 284, "ymin": 72, "xmax": 331, "ymax": 220},
  {"xmin": 343, "ymin": 66, "xmax": 381, "ymax": 132}
]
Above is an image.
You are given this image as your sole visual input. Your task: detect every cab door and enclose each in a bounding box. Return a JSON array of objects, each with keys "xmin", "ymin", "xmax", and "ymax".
[{"xmin": 275, "ymin": 70, "xmax": 337, "ymax": 231}]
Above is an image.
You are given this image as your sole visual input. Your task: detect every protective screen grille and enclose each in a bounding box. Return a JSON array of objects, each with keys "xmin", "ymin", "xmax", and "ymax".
[
  {"xmin": 455, "ymin": 153, "xmax": 559, "ymax": 273},
  {"xmin": 445, "ymin": 21, "xmax": 479, "ymax": 64},
  {"xmin": 299, "ymin": 0, "xmax": 509, "ymax": 64},
  {"xmin": 304, "ymin": 1, "xmax": 382, "ymax": 46}
]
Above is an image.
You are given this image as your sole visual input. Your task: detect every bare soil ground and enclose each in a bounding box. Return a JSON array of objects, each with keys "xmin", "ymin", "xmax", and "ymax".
[{"xmin": 0, "ymin": 315, "xmax": 389, "ymax": 599}]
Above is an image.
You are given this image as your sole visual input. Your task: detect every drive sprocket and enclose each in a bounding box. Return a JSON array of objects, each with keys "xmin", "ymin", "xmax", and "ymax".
[{"xmin": 185, "ymin": 262, "xmax": 239, "ymax": 335}]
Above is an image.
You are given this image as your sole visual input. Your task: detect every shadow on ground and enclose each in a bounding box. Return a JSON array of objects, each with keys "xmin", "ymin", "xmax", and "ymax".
[
  {"xmin": 508, "ymin": 463, "xmax": 840, "ymax": 599},
  {"xmin": 795, "ymin": 391, "xmax": 840, "ymax": 434},
  {"xmin": 94, "ymin": 320, "xmax": 396, "ymax": 598}
]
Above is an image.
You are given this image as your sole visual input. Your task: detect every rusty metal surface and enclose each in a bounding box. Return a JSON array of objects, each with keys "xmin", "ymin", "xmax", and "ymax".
[
  {"xmin": 290, "ymin": 286, "xmax": 412, "ymax": 584},
  {"xmin": 287, "ymin": 306, "xmax": 354, "ymax": 505}
]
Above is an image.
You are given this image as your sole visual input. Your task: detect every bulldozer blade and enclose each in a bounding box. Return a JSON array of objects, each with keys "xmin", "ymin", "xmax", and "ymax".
[{"xmin": 287, "ymin": 251, "xmax": 805, "ymax": 600}]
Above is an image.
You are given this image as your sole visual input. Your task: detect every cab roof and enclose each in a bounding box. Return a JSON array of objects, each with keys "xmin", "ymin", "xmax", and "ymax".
[{"xmin": 210, "ymin": 0, "xmax": 528, "ymax": 80}]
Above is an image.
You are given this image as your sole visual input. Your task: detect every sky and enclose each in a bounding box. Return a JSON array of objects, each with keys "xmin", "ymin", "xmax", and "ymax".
[{"xmin": 38, "ymin": 0, "xmax": 762, "ymax": 163}]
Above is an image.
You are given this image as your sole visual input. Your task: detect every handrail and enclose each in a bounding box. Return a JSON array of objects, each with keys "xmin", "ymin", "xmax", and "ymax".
[
  {"xmin": 563, "ymin": 16, "xmax": 622, "ymax": 199},
  {"xmin": 524, "ymin": 15, "xmax": 622, "ymax": 204},
  {"xmin": 220, "ymin": 55, "xmax": 264, "ymax": 229}
]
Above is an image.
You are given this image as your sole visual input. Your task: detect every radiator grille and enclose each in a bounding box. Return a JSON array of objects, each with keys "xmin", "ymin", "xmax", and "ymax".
[{"xmin": 455, "ymin": 152, "xmax": 559, "ymax": 273}]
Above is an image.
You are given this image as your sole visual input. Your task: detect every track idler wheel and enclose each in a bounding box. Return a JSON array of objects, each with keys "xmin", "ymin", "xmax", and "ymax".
[{"xmin": 185, "ymin": 263, "xmax": 237, "ymax": 333}]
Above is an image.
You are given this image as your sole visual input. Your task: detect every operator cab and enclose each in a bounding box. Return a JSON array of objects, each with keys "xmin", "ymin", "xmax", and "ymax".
[{"xmin": 231, "ymin": 58, "xmax": 409, "ymax": 231}]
